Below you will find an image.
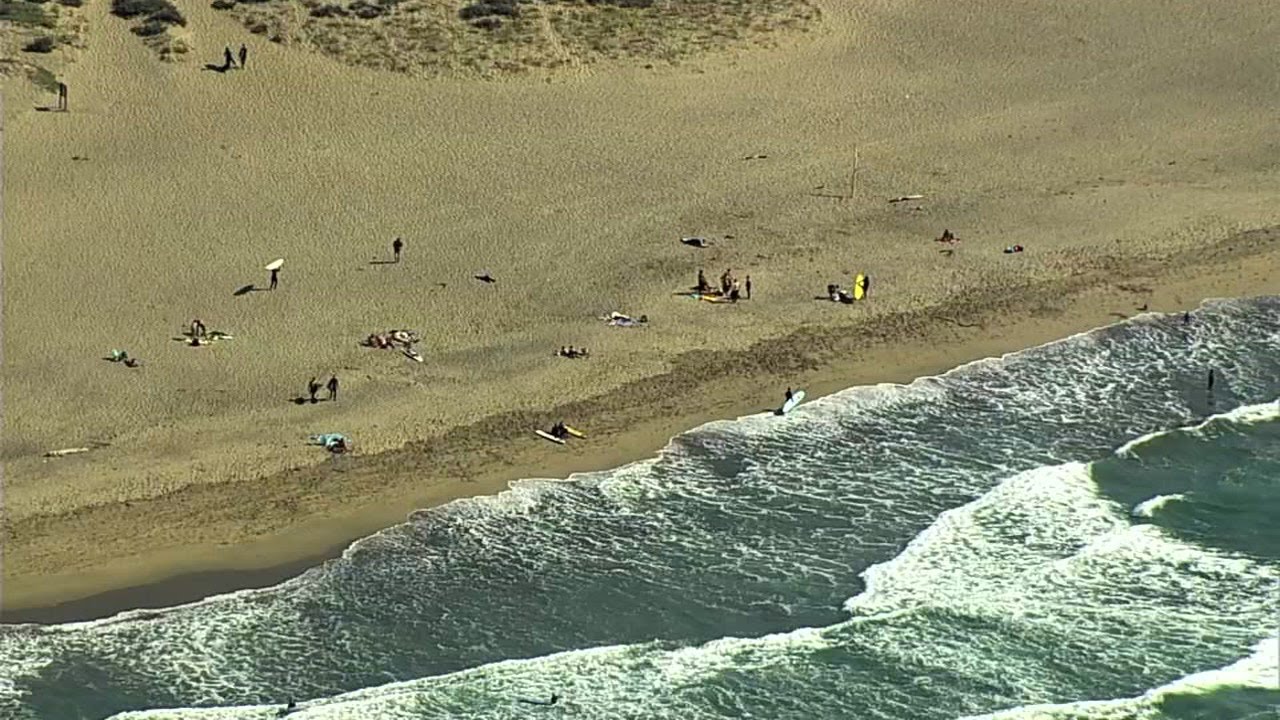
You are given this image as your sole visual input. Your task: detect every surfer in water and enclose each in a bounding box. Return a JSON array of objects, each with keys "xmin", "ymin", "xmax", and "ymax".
[
  {"xmin": 1208, "ymin": 368, "xmax": 1215, "ymax": 391},
  {"xmin": 518, "ymin": 694, "xmax": 560, "ymax": 706}
]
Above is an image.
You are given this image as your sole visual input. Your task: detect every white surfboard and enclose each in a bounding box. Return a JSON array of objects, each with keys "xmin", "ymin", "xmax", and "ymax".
[
  {"xmin": 265, "ymin": 258, "xmax": 285, "ymax": 271},
  {"xmin": 779, "ymin": 389, "xmax": 806, "ymax": 415},
  {"xmin": 535, "ymin": 429, "xmax": 566, "ymax": 445}
]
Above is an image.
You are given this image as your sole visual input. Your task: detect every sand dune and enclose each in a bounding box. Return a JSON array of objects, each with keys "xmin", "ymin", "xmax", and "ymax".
[{"xmin": 3, "ymin": 0, "xmax": 1280, "ymax": 611}]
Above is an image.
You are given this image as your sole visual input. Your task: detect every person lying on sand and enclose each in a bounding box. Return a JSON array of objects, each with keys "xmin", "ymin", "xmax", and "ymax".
[
  {"xmin": 604, "ymin": 312, "xmax": 648, "ymax": 327},
  {"xmin": 681, "ymin": 236, "xmax": 708, "ymax": 248}
]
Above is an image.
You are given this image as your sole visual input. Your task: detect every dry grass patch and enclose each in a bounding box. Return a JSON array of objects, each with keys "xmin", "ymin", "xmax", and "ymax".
[
  {"xmin": 0, "ymin": 0, "xmax": 89, "ymax": 87},
  {"xmin": 209, "ymin": 0, "xmax": 818, "ymax": 77}
]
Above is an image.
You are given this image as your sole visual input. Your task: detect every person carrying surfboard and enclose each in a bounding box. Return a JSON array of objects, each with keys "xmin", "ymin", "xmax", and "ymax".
[{"xmin": 269, "ymin": 267, "xmax": 280, "ymax": 291}]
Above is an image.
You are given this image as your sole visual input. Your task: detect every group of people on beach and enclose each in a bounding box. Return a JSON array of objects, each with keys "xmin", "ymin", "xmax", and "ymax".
[
  {"xmin": 306, "ymin": 375, "xmax": 340, "ymax": 403},
  {"xmin": 695, "ymin": 268, "xmax": 751, "ymax": 302},
  {"xmin": 217, "ymin": 44, "xmax": 249, "ymax": 73}
]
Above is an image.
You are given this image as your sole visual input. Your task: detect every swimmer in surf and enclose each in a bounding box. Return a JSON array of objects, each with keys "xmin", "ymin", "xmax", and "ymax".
[
  {"xmin": 1208, "ymin": 368, "xmax": 1215, "ymax": 390},
  {"xmin": 518, "ymin": 694, "xmax": 560, "ymax": 706}
]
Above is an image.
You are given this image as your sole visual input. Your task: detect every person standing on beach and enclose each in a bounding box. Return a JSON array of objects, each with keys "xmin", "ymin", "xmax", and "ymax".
[
  {"xmin": 393, "ymin": 237, "xmax": 404, "ymax": 263},
  {"xmin": 223, "ymin": 46, "xmax": 235, "ymax": 70},
  {"xmin": 56, "ymin": 81, "xmax": 68, "ymax": 112},
  {"xmin": 327, "ymin": 375, "xmax": 339, "ymax": 401},
  {"xmin": 745, "ymin": 275, "xmax": 752, "ymax": 300},
  {"xmin": 238, "ymin": 43, "xmax": 247, "ymax": 70},
  {"xmin": 269, "ymin": 267, "xmax": 279, "ymax": 291},
  {"xmin": 308, "ymin": 377, "xmax": 321, "ymax": 403}
]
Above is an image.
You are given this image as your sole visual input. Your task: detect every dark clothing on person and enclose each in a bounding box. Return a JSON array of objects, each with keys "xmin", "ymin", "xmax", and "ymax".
[
  {"xmin": 745, "ymin": 276, "xmax": 752, "ymax": 300},
  {"xmin": 57, "ymin": 82, "xmax": 68, "ymax": 111},
  {"xmin": 224, "ymin": 46, "xmax": 234, "ymax": 70},
  {"xmin": 270, "ymin": 268, "xmax": 279, "ymax": 290},
  {"xmin": 327, "ymin": 375, "xmax": 339, "ymax": 401},
  {"xmin": 308, "ymin": 377, "xmax": 320, "ymax": 403},
  {"xmin": 785, "ymin": 387, "xmax": 793, "ymax": 401},
  {"xmin": 393, "ymin": 237, "xmax": 403, "ymax": 262},
  {"xmin": 238, "ymin": 44, "xmax": 247, "ymax": 70},
  {"xmin": 1208, "ymin": 369, "xmax": 1215, "ymax": 390}
]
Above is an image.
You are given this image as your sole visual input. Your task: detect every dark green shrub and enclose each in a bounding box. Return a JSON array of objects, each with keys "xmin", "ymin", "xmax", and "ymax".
[
  {"xmin": 147, "ymin": 5, "xmax": 185, "ymax": 24},
  {"xmin": 22, "ymin": 35, "xmax": 57, "ymax": 52},
  {"xmin": 348, "ymin": 0, "xmax": 382, "ymax": 17},
  {"xmin": 132, "ymin": 18, "xmax": 167, "ymax": 34},
  {"xmin": 459, "ymin": 0, "xmax": 516, "ymax": 20},
  {"xmin": 0, "ymin": 1, "xmax": 54, "ymax": 26},
  {"xmin": 310, "ymin": 3, "xmax": 346, "ymax": 16},
  {"xmin": 111, "ymin": 0, "xmax": 167, "ymax": 18}
]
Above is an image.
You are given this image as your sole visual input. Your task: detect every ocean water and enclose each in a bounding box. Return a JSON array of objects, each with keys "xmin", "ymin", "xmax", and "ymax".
[{"xmin": 2, "ymin": 297, "xmax": 1279, "ymax": 720}]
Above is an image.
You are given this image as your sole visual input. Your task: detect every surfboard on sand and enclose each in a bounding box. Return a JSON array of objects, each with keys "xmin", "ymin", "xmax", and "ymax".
[
  {"xmin": 564, "ymin": 425, "xmax": 586, "ymax": 438},
  {"xmin": 265, "ymin": 258, "xmax": 285, "ymax": 271},
  {"xmin": 853, "ymin": 274, "xmax": 866, "ymax": 300},
  {"xmin": 778, "ymin": 389, "xmax": 806, "ymax": 415},
  {"xmin": 535, "ymin": 429, "xmax": 566, "ymax": 445},
  {"xmin": 404, "ymin": 348, "xmax": 424, "ymax": 363}
]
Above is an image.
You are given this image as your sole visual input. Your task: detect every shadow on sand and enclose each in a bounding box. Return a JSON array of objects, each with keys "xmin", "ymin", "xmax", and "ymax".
[
  {"xmin": 203, "ymin": 63, "xmax": 233, "ymax": 74},
  {"xmin": 234, "ymin": 284, "xmax": 258, "ymax": 296}
]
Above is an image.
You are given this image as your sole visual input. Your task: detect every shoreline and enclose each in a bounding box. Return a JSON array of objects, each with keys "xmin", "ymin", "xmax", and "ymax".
[{"xmin": 5, "ymin": 228, "xmax": 1277, "ymax": 625}]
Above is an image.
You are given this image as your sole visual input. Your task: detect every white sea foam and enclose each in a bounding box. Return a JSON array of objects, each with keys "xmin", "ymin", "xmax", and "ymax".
[
  {"xmin": 1117, "ymin": 398, "xmax": 1280, "ymax": 457},
  {"xmin": 956, "ymin": 634, "xmax": 1279, "ymax": 720},
  {"xmin": 1131, "ymin": 494, "xmax": 1186, "ymax": 518}
]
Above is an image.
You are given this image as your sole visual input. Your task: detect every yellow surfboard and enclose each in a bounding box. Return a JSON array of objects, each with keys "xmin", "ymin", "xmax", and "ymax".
[
  {"xmin": 853, "ymin": 274, "xmax": 866, "ymax": 300},
  {"xmin": 565, "ymin": 425, "xmax": 586, "ymax": 439}
]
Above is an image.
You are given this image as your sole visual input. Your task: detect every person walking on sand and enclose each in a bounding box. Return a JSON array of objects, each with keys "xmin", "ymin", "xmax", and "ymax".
[
  {"xmin": 269, "ymin": 267, "xmax": 279, "ymax": 291},
  {"xmin": 393, "ymin": 237, "xmax": 404, "ymax": 263},
  {"xmin": 745, "ymin": 275, "xmax": 752, "ymax": 300},
  {"xmin": 308, "ymin": 376, "xmax": 321, "ymax": 404},
  {"xmin": 56, "ymin": 80, "xmax": 68, "ymax": 112},
  {"xmin": 223, "ymin": 46, "xmax": 235, "ymax": 70},
  {"xmin": 327, "ymin": 375, "xmax": 339, "ymax": 401},
  {"xmin": 238, "ymin": 43, "xmax": 247, "ymax": 70}
]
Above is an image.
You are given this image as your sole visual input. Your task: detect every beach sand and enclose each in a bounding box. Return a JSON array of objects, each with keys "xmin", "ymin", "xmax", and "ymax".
[{"xmin": 3, "ymin": 0, "xmax": 1279, "ymax": 617}]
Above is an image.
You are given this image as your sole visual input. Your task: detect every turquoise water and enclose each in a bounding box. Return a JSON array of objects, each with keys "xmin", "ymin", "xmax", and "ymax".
[{"xmin": 1, "ymin": 297, "xmax": 1278, "ymax": 719}]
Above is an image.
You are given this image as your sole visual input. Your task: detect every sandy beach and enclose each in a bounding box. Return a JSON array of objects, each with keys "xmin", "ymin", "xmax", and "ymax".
[{"xmin": 3, "ymin": 0, "xmax": 1279, "ymax": 619}]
